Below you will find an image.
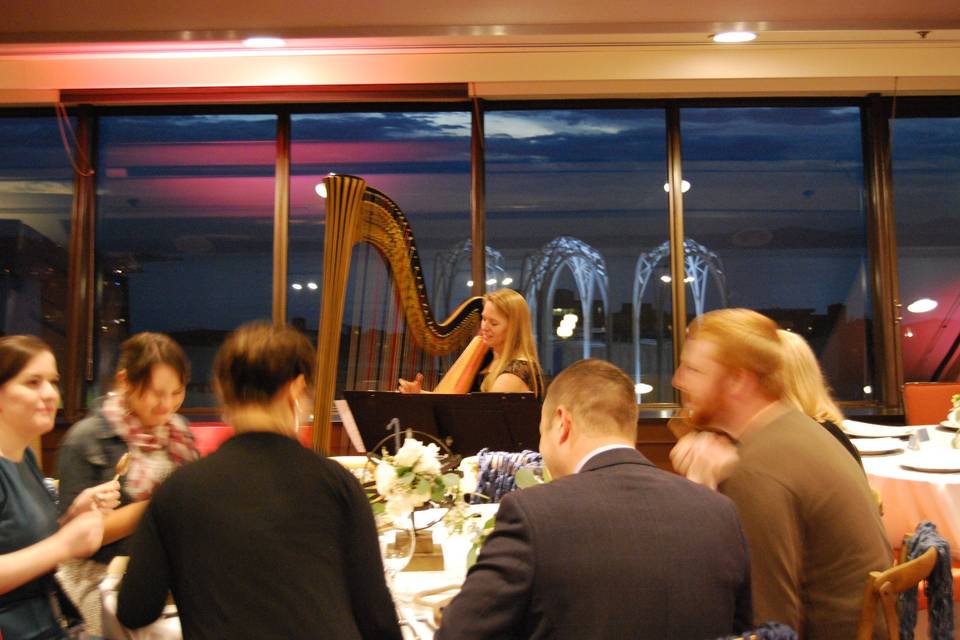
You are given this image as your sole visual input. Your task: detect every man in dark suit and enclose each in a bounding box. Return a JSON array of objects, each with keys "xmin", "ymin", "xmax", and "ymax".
[{"xmin": 436, "ymin": 359, "xmax": 752, "ymax": 640}]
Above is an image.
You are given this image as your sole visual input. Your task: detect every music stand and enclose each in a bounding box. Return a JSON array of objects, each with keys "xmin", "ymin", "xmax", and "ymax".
[
  {"xmin": 343, "ymin": 391, "xmax": 441, "ymax": 453},
  {"xmin": 342, "ymin": 391, "xmax": 542, "ymax": 456}
]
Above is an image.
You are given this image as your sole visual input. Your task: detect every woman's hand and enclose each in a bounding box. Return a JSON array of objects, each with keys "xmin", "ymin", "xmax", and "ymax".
[
  {"xmin": 62, "ymin": 479, "xmax": 122, "ymax": 523},
  {"xmin": 397, "ymin": 373, "xmax": 424, "ymax": 394},
  {"xmin": 55, "ymin": 509, "xmax": 104, "ymax": 560}
]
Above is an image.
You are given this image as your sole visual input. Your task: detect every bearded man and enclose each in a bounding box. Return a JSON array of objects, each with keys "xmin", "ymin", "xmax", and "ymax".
[{"xmin": 671, "ymin": 308, "xmax": 890, "ymax": 639}]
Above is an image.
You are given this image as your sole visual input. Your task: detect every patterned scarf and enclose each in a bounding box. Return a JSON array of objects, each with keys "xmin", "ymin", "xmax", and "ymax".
[{"xmin": 101, "ymin": 393, "xmax": 198, "ymax": 501}]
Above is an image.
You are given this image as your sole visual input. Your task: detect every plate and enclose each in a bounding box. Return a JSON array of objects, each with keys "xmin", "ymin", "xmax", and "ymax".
[
  {"xmin": 842, "ymin": 420, "xmax": 917, "ymax": 439},
  {"xmin": 850, "ymin": 437, "xmax": 904, "ymax": 455},
  {"xmin": 899, "ymin": 450, "xmax": 960, "ymax": 473},
  {"xmin": 939, "ymin": 420, "xmax": 960, "ymax": 431}
]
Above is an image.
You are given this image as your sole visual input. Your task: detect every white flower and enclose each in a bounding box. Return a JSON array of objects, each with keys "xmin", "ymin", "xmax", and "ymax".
[
  {"xmin": 414, "ymin": 443, "xmax": 442, "ymax": 476},
  {"xmin": 393, "ymin": 438, "xmax": 425, "ymax": 468},
  {"xmin": 457, "ymin": 458, "xmax": 478, "ymax": 494},
  {"xmin": 375, "ymin": 461, "xmax": 398, "ymax": 496},
  {"xmin": 385, "ymin": 494, "xmax": 418, "ymax": 522}
]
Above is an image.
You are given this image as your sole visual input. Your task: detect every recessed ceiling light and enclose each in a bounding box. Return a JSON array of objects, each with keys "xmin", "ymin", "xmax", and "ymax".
[
  {"xmin": 663, "ymin": 179, "xmax": 691, "ymax": 193},
  {"xmin": 243, "ymin": 37, "xmax": 286, "ymax": 48},
  {"xmin": 712, "ymin": 31, "xmax": 757, "ymax": 43},
  {"xmin": 907, "ymin": 298, "xmax": 938, "ymax": 313}
]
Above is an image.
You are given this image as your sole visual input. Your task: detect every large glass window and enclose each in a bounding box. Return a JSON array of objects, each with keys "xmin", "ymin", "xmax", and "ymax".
[
  {"xmin": 485, "ymin": 108, "xmax": 671, "ymax": 401},
  {"xmin": 892, "ymin": 116, "xmax": 960, "ymax": 382},
  {"xmin": 289, "ymin": 109, "xmax": 472, "ymax": 392},
  {"xmin": 0, "ymin": 116, "xmax": 74, "ymax": 364},
  {"xmin": 95, "ymin": 113, "xmax": 277, "ymax": 406},
  {"xmin": 680, "ymin": 106, "xmax": 873, "ymax": 401}
]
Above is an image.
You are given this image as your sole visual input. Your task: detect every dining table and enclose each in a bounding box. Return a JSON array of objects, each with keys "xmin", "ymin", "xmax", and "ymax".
[
  {"xmin": 855, "ymin": 421, "xmax": 960, "ymax": 558},
  {"xmin": 98, "ymin": 504, "xmax": 497, "ymax": 640}
]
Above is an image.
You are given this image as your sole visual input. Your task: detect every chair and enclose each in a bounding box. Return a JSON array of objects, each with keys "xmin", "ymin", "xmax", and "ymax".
[
  {"xmin": 856, "ymin": 547, "xmax": 938, "ymax": 640},
  {"xmin": 902, "ymin": 382, "xmax": 960, "ymax": 425}
]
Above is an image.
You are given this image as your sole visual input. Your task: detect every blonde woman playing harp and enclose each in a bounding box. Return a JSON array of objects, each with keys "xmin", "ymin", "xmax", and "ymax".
[{"xmin": 398, "ymin": 288, "xmax": 544, "ymax": 399}]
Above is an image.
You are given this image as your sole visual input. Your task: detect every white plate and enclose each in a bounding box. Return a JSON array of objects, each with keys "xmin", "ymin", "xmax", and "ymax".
[
  {"xmin": 851, "ymin": 437, "xmax": 904, "ymax": 455},
  {"xmin": 939, "ymin": 420, "xmax": 960, "ymax": 431},
  {"xmin": 842, "ymin": 420, "xmax": 918, "ymax": 439},
  {"xmin": 899, "ymin": 450, "xmax": 960, "ymax": 473}
]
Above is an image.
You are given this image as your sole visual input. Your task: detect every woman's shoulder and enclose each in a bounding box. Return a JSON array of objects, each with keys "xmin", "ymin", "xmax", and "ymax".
[{"xmin": 61, "ymin": 409, "xmax": 115, "ymax": 446}]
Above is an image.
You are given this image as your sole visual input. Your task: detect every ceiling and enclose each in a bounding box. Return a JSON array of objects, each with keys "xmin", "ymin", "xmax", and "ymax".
[
  {"xmin": 0, "ymin": 1, "xmax": 959, "ymax": 103},
  {"xmin": 2, "ymin": 0, "xmax": 960, "ymax": 47}
]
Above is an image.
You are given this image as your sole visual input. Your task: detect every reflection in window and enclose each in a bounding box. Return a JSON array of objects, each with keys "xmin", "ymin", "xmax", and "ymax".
[
  {"xmin": 0, "ymin": 116, "xmax": 74, "ymax": 364},
  {"xmin": 95, "ymin": 114, "xmax": 277, "ymax": 406},
  {"xmin": 680, "ymin": 106, "xmax": 873, "ymax": 400},
  {"xmin": 485, "ymin": 109, "xmax": 671, "ymax": 401},
  {"xmin": 290, "ymin": 110, "xmax": 472, "ymax": 393},
  {"xmin": 892, "ymin": 117, "xmax": 960, "ymax": 382}
]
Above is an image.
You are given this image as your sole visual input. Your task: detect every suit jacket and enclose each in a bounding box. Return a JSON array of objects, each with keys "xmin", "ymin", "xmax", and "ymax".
[
  {"xmin": 437, "ymin": 448, "xmax": 752, "ymax": 640},
  {"xmin": 117, "ymin": 431, "xmax": 401, "ymax": 640}
]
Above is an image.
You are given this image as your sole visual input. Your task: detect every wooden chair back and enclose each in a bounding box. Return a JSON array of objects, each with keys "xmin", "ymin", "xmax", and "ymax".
[
  {"xmin": 856, "ymin": 546, "xmax": 938, "ymax": 640},
  {"xmin": 902, "ymin": 382, "xmax": 960, "ymax": 425}
]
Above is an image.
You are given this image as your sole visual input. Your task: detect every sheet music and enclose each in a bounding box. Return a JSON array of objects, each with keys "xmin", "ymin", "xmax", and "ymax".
[{"xmin": 334, "ymin": 399, "xmax": 366, "ymax": 453}]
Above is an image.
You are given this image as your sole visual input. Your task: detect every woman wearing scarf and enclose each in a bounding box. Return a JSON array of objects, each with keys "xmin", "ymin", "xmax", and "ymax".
[{"xmin": 56, "ymin": 332, "xmax": 199, "ymax": 637}]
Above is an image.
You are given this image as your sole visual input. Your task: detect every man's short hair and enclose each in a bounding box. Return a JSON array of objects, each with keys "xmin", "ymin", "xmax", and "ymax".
[
  {"xmin": 545, "ymin": 359, "xmax": 638, "ymax": 439},
  {"xmin": 687, "ymin": 308, "xmax": 784, "ymax": 399}
]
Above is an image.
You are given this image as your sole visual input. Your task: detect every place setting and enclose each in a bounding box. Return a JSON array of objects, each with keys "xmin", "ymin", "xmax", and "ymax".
[{"xmin": 850, "ymin": 437, "xmax": 905, "ymax": 456}]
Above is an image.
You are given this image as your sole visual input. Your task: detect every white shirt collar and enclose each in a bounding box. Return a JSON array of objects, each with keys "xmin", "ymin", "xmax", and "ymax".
[{"xmin": 573, "ymin": 444, "xmax": 635, "ymax": 474}]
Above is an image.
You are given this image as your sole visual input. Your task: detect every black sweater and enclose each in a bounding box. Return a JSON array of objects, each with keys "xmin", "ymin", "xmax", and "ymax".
[{"xmin": 117, "ymin": 431, "xmax": 401, "ymax": 640}]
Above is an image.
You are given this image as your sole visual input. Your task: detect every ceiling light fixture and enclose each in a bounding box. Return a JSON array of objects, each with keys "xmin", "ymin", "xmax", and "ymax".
[
  {"xmin": 907, "ymin": 298, "xmax": 938, "ymax": 313},
  {"xmin": 243, "ymin": 37, "xmax": 286, "ymax": 48},
  {"xmin": 712, "ymin": 31, "xmax": 757, "ymax": 43},
  {"xmin": 663, "ymin": 179, "xmax": 691, "ymax": 193}
]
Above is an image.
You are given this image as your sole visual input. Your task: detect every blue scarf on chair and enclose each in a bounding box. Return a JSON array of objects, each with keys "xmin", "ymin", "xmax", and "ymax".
[{"xmin": 899, "ymin": 521, "xmax": 954, "ymax": 640}]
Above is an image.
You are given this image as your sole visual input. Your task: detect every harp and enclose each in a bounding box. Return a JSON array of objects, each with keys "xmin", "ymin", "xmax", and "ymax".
[{"xmin": 312, "ymin": 174, "xmax": 485, "ymax": 453}]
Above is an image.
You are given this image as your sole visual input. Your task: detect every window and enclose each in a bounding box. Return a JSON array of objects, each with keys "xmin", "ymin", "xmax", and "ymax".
[
  {"xmin": 892, "ymin": 116, "xmax": 960, "ymax": 382},
  {"xmin": 485, "ymin": 108, "xmax": 672, "ymax": 401},
  {"xmin": 95, "ymin": 113, "xmax": 277, "ymax": 406},
  {"xmin": 0, "ymin": 115, "xmax": 74, "ymax": 364},
  {"xmin": 680, "ymin": 106, "xmax": 873, "ymax": 400},
  {"xmin": 290, "ymin": 109, "xmax": 472, "ymax": 392}
]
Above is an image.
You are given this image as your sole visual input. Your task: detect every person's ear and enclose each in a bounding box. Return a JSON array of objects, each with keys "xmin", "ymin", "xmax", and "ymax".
[
  {"xmin": 556, "ymin": 405, "xmax": 573, "ymax": 445},
  {"xmin": 114, "ymin": 370, "xmax": 130, "ymax": 394},
  {"xmin": 288, "ymin": 375, "xmax": 307, "ymax": 404}
]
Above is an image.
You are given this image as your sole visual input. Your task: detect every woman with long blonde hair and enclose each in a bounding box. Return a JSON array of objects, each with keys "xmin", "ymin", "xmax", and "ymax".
[
  {"xmin": 777, "ymin": 329, "xmax": 861, "ymax": 465},
  {"xmin": 399, "ymin": 288, "xmax": 544, "ymax": 398}
]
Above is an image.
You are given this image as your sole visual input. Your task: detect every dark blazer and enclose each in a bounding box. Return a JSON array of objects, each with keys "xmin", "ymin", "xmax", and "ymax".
[
  {"xmin": 117, "ymin": 431, "xmax": 401, "ymax": 640},
  {"xmin": 436, "ymin": 447, "xmax": 752, "ymax": 640}
]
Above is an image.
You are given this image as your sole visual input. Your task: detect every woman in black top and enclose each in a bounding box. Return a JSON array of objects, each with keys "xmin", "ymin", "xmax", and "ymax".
[
  {"xmin": 117, "ymin": 322, "xmax": 402, "ymax": 639},
  {"xmin": 778, "ymin": 329, "xmax": 862, "ymax": 466},
  {"xmin": 399, "ymin": 288, "xmax": 545, "ymax": 398}
]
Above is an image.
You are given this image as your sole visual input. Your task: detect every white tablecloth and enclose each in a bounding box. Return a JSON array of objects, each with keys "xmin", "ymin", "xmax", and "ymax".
[
  {"xmin": 98, "ymin": 503, "xmax": 499, "ymax": 640},
  {"xmin": 862, "ymin": 426, "xmax": 960, "ymax": 558}
]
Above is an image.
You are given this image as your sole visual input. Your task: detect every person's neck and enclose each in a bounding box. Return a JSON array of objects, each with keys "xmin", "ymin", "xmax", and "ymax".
[
  {"xmin": 227, "ymin": 405, "xmax": 294, "ymax": 437},
  {"xmin": 0, "ymin": 426, "xmax": 28, "ymax": 462},
  {"xmin": 722, "ymin": 396, "xmax": 784, "ymax": 441},
  {"xmin": 566, "ymin": 436, "xmax": 634, "ymax": 475}
]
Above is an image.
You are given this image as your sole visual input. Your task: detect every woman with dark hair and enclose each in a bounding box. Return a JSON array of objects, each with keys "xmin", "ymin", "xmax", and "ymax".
[
  {"xmin": 0, "ymin": 335, "xmax": 119, "ymax": 639},
  {"xmin": 57, "ymin": 332, "xmax": 199, "ymax": 636},
  {"xmin": 117, "ymin": 322, "xmax": 402, "ymax": 639}
]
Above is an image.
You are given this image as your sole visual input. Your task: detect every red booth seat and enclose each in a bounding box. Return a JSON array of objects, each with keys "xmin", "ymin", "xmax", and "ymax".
[
  {"xmin": 188, "ymin": 423, "xmax": 235, "ymax": 457},
  {"xmin": 188, "ymin": 423, "xmax": 315, "ymax": 456}
]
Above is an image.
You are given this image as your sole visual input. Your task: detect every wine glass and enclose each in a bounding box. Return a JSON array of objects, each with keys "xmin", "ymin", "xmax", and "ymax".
[{"xmin": 377, "ymin": 515, "xmax": 415, "ymax": 589}]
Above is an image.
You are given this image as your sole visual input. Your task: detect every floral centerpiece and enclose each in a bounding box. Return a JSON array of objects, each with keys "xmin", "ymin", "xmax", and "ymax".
[
  {"xmin": 949, "ymin": 394, "xmax": 960, "ymax": 426},
  {"xmin": 370, "ymin": 431, "xmax": 475, "ymax": 528}
]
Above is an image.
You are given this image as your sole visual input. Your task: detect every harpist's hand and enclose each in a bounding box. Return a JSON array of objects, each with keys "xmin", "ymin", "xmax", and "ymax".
[{"xmin": 397, "ymin": 373, "xmax": 424, "ymax": 394}]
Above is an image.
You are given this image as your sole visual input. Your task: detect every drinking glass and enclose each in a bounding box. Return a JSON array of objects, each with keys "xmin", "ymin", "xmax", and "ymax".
[{"xmin": 377, "ymin": 515, "xmax": 415, "ymax": 588}]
